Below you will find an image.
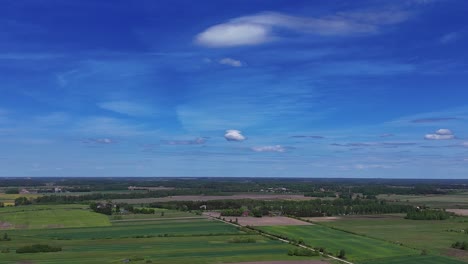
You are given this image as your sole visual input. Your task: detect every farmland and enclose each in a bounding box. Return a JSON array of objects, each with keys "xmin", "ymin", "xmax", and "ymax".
[
  {"xmin": 318, "ymin": 214, "xmax": 468, "ymax": 262},
  {"xmin": 0, "ymin": 204, "xmax": 110, "ymax": 229},
  {"xmin": 258, "ymin": 225, "xmax": 419, "ymax": 262},
  {"xmin": 0, "ymin": 212, "xmax": 328, "ymax": 264},
  {"xmin": 2, "ymin": 177, "xmax": 468, "ymax": 263}
]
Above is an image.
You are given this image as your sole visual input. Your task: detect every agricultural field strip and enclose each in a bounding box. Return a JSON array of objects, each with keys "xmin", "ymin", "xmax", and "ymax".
[
  {"xmin": 258, "ymin": 224, "xmax": 421, "ymax": 262},
  {"xmin": 110, "ymin": 216, "xmax": 205, "ymax": 222},
  {"xmin": 206, "ymin": 214, "xmax": 353, "ymax": 264},
  {"xmin": 314, "ymin": 216, "xmax": 468, "ymax": 262}
]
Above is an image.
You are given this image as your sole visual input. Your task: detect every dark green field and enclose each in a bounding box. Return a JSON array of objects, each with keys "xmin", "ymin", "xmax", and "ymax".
[
  {"xmin": 319, "ymin": 214, "xmax": 468, "ymax": 262},
  {"xmin": 0, "ymin": 208, "xmax": 328, "ymax": 264},
  {"xmin": 258, "ymin": 225, "xmax": 419, "ymax": 262},
  {"xmin": 359, "ymin": 255, "xmax": 466, "ymax": 264}
]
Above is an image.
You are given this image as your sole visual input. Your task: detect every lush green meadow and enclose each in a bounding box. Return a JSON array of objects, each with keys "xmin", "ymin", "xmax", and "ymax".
[
  {"xmin": 0, "ymin": 214, "xmax": 328, "ymax": 264},
  {"xmin": 0, "ymin": 204, "xmax": 110, "ymax": 229},
  {"xmin": 319, "ymin": 215, "xmax": 468, "ymax": 262},
  {"xmin": 258, "ymin": 225, "xmax": 419, "ymax": 262},
  {"xmin": 358, "ymin": 255, "xmax": 466, "ymax": 264},
  {"xmin": 0, "ymin": 234, "xmax": 325, "ymax": 264}
]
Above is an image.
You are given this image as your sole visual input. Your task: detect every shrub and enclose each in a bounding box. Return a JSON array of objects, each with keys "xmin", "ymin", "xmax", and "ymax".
[{"xmin": 16, "ymin": 244, "xmax": 62, "ymax": 254}]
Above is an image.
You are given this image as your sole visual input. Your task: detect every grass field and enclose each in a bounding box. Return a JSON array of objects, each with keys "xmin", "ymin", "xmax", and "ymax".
[
  {"xmin": 0, "ymin": 204, "xmax": 110, "ymax": 229},
  {"xmin": 358, "ymin": 255, "xmax": 466, "ymax": 264},
  {"xmin": 258, "ymin": 225, "xmax": 419, "ymax": 262},
  {"xmin": 0, "ymin": 214, "xmax": 328, "ymax": 264},
  {"xmin": 319, "ymin": 214, "xmax": 468, "ymax": 262}
]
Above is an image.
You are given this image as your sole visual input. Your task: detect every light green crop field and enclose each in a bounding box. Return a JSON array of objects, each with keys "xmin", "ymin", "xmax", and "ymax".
[
  {"xmin": 358, "ymin": 255, "xmax": 466, "ymax": 264},
  {"xmin": 258, "ymin": 225, "xmax": 420, "ymax": 262},
  {"xmin": 319, "ymin": 214, "xmax": 468, "ymax": 262},
  {"xmin": 0, "ymin": 205, "xmax": 111, "ymax": 229},
  {"xmin": 0, "ymin": 214, "xmax": 328, "ymax": 264}
]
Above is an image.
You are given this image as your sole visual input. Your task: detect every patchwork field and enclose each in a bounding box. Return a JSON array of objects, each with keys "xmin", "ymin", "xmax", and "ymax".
[
  {"xmin": 0, "ymin": 214, "xmax": 329, "ymax": 264},
  {"xmin": 318, "ymin": 214, "xmax": 468, "ymax": 262},
  {"xmin": 258, "ymin": 225, "xmax": 419, "ymax": 262}
]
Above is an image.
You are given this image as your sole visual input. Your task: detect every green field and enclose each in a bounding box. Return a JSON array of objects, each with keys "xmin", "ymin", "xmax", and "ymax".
[
  {"xmin": 258, "ymin": 224, "xmax": 419, "ymax": 262},
  {"xmin": 0, "ymin": 215, "xmax": 328, "ymax": 264},
  {"xmin": 319, "ymin": 214, "xmax": 468, "ymax": 262},
  {"xmin": 359, "ymin": 255, "xmax": 466, "ymax": 264},
  {"xmin": 0, "ymin": 205, "xmax": 111, "ymax": 229}
]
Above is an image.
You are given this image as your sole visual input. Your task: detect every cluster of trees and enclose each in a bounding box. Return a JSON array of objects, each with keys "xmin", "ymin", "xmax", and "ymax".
[
  {"xmin": 16, "ymin": 244, "xmax": 62, "ymax": 254},
  {"xmin": 287, "ymin": 248, "xmax": 319, "ymax": 256},
  {"xmin": 220, "ymin": 208, "xmax": 244, "ymax": 216},
  {"xmin": 89, "ymin": 202, "xmax": 113, "ymax": 215},
  {"xmin": 452, "ymin": 241, "xmax": 468, "ymax": 250},
  {"xmin": 14, "ymin": 197, "xmax": 31, "ymax": 206},
  {"xmin": 4, "ymin": 188, "xmax": 19, "ymax": 194},
  {"xmin": 405, "ymin": 209, "xmax": 453, "ymax": 220},
  {"xmin": 90, "ymin": 202, "xmax": 156, "ymax": 215},
  {"xmin": 132, "ymin": 208, "xmax": 155, "ymax": 214},
  {"xmin": 304, "ymin": 192, "xmax": 336, "ymax": 198}
]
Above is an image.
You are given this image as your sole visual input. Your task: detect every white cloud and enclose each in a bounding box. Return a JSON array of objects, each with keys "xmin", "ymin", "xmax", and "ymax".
[
  {"xmin": 251, "ymin": 145, "xmax": 286, "ymax": 153},
  {"xmin": 195, "ymin": 10, "xmax": 411, "ymax": 47},
  {"xmin": 424, "ymin": 128, "xmax": 455, "ymax": 140},
  {"xmin": 224, "ymin": 130, "xmax": 246, "ymax": 141},
  {"xmin": 355, "ymin": 164, "xmax": 391, "ymax": 170},
  {"xmin": 162, "ymin": 137, "xmax": 206, "ymax": 145},
  {"xmin": 219, "ymin": 58, "xmax": 243, "ymax": 67},
  {"xmin": 462, "ymin": 142, "xmax": 468, "ymax": 148},
  {"xmin": 98, "ymin": 101, "xmax": 155, "ymax": 116},
  {"xmin": 82, "ymin": 138, "xmax": 116, "ymax": 144}
]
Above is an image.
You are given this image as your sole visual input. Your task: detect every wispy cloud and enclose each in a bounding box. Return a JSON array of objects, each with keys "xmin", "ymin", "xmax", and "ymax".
[
  {"xmin": 252, "ymin": 145, "xmax": 287, "ymax": 153},
  {"xmin": 195, "ymin": 9, "xmax": 411, "ymax": 47},
  {"xmin": 332, "ymin": 142, "xmax": 417, "ymax": 148},
  {"xmin": 161, "ymin": 137, "xmax": 206, "ymax": 145},
  {"xmin": 411, "ymin": 117, "xmax": 460, "ymax": 123},
  {"xmin": 219, "ymin": 58, "xmax": 243, "ymax": 67},
  {"xmin": 82, "ymin": 138, "xmax": 116, "ymax": 144},
  {"xmin": 290, "ymin": 135, "xmax": 324, "ymax": 139},
  {"xmin": 440, "ymin": 32, "xmax": 462, "ymax": 44},
  {"xmin": 98, "ymin": 101, "xmax": 155, "ymax": 117}
]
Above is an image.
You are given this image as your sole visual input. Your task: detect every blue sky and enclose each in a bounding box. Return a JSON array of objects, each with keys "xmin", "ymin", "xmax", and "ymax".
[{"xmin": 0, "ymin": 0, "xmax": 467, "ymax": 178}]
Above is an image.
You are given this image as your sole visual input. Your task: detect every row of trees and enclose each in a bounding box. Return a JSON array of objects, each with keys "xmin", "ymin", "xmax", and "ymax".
[
  {"xmin": 405, "ymin": 209, "xmax": 453, "ymax": 220},
  {"xmin": 152, "ymin": 198, "xmax": 414, "ymax": 217},
  {"xmin": 16, "ymin": 244, "xmax": 62, "ymax": 254}
]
